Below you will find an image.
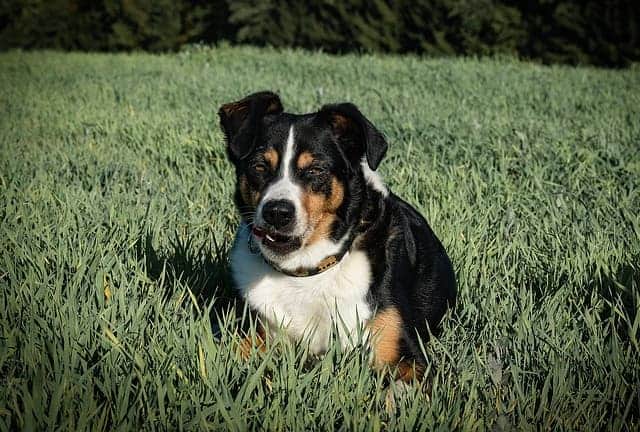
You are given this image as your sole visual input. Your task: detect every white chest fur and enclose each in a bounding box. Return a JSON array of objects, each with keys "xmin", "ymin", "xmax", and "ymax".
[{"xmin": 230, "ymin": 226, "xmax": 373, "ymax": 355}]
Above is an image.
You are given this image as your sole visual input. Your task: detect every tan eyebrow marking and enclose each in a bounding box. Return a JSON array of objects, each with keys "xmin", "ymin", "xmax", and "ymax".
[
  {"xmin": 297, "ymin": 151, "xmax": 314, "ymax": 170},
  {"xmin": 264, "ymin": 148, "xmax": 279, "ymax": 170}
]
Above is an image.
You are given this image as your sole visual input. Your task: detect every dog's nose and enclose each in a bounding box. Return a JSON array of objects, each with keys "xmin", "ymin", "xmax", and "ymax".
[{"xmin": 262, "ymin": 199, "xmax": 295, "ymax": 229}]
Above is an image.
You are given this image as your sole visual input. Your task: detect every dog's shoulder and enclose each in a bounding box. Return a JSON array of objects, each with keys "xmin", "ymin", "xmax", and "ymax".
[{"xmin": 357, "ymin": 193, "xmax": 457, "ymax": 313}]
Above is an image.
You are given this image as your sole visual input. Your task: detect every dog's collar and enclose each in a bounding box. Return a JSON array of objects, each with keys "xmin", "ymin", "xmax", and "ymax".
[
  {"xmin": 266, "ymin": 248, "xmax": 349, "ymax": 277},
  {"xmin": 248, "ymin": 234, "xmax": 349, "ymax": 277}
]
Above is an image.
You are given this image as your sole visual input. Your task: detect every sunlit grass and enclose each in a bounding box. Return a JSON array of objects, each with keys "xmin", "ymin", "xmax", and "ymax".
[{"xmin": 0, "ymin": 46, "xmax": 639, "ymax": 430}]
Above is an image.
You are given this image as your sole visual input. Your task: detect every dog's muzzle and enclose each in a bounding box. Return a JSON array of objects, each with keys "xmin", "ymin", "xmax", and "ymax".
[
  {"xmin": 253, "ymin": 198, "xmax": 301, "ymax": 255},
  {"xmin": 261, "ymin": 199, "xmax": 295, "ymax": 231}
]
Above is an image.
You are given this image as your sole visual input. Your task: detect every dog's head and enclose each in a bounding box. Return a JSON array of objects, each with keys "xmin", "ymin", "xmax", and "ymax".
[{"xmin": 219, "ymin": 91, "xmax": 388, "ymax": 267}]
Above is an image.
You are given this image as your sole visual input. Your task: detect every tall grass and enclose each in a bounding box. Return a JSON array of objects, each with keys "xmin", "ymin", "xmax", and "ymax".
[{"xmin": 1, "ymin": 46, "xmax": 639, "ymax": 430}]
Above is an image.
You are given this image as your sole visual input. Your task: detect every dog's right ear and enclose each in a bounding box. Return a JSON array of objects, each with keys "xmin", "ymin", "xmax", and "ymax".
[
  {"xmin": 320, "ymin": 103, "xmax": 388, "ymax": 171},
  {"xmin": 218, "ymin": 91, "xmax": 283, "ymax": 161}
]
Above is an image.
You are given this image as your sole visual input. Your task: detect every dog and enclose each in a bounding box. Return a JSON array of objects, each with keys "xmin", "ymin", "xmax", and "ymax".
[{"xmin": 219, "ymin": 91, "xmax": 456, "ymax": 381}]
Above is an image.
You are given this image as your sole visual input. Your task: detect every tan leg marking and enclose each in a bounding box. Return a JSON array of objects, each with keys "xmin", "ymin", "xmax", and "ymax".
[
  {"xmin": 397, "ymin": 361, "xmax": 425, "ymax": 382},
  {"xmin": 369, "ymin": 308, "xmax": 426, "ymax": 382},
  {"xmin": 238, "ymin": 325, "xmax": 267, "ymax": 361},
  {"xmin": 369, "ymin": 307, "xmax": 402, "ymax": 368}
]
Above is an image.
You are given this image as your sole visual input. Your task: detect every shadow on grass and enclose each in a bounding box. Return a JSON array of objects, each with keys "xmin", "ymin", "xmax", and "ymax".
[
  {"xmin": 589, "ymin": 257, "xmax": 639, "ymax": 337},
  {"xmin": 590, "ymin": 257, "xmax": 640, "ymax": 423},
  {"xmin": 136, "ymin": 230, "xmax": 240, "ymax": 332},
  {"xmin": 525, "ymin": 253, "xmax": 638, "ymax": 327}
]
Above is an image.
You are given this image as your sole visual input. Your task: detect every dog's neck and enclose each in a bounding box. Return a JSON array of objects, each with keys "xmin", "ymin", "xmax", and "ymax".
[
  {"xmin": 260, "ymin": 245, "xmax": 350, "ymax": 277},
  {"xmin": 247, "ymin": 225, "xmax": 354, "ymax": 277}
]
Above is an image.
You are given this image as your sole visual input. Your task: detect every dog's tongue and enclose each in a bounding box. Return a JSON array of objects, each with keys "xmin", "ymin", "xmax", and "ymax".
[
  {"xmin": 252, "ymin": 226, "xmax": 281, "ymax": 243},
  {"xmin": 252, "ymin": 226, "xmax": 266, "ymax": 239}
]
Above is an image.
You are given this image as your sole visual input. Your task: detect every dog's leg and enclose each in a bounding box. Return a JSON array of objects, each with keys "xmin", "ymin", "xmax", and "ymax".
[
  {"xmin": 368, "ymin": 306, "xmax": 402, "ymax": 367},
  {"xmin": 368, "ymin": 307, "xmax": 427, "ymax": 383},
  {"xmin": 384, "ymin": 361, "xmax": 430, "ymax": 413},
  {"xmin": 396, "ymin": 360, "xmax": 425, "ymax": 382},
  {"xmin": 238, "ymin": 323, "xmax": 267, "ymax": 361}
]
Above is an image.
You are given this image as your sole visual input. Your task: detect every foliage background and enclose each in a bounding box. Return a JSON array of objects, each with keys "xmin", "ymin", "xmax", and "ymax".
[{"xmin": 1, "ymin": 0, "xmax": 639, "ymax": 66}]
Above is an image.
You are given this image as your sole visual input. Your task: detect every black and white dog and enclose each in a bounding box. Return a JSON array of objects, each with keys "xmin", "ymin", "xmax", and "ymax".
[{"xmin": 219, "ymin": 91, "xmax": 456, "ymax": 380}]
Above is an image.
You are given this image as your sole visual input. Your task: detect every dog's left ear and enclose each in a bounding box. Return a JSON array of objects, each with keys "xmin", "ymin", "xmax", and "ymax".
[
  {"xmin": 218, "ymin": 91, "xmax": 284, "ymax": 161},
  {"xmin": 320, "ymin": 103, "xmax": 388, "ymax": 170}
]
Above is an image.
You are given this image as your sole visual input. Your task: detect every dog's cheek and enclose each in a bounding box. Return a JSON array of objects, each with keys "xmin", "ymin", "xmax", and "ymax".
[
  {"xmin": 239, "ymin": 174, "xmax": 260, "ymax": 209},
  {"xmin": 303, "ymin": 177, "xmax": 344, "ymax": 245}
]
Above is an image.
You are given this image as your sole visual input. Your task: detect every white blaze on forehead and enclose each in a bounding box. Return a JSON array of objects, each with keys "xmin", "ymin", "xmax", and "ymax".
[
  {"xmin": 281, "ymin": 126, "xmax": 296, "ymax": 180},
  {"xmin": 256, "ymin": 126, "xmax": 306, "ymax": 235}
]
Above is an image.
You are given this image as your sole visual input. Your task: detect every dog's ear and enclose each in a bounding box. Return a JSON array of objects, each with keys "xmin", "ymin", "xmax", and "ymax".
[
  {"xmin": 218, "ymin": 91, "xmax": 283, "ymax": 161},
  {"xmin": 320, "ymin": 103, "xmax": 388, "ymax": 170}
]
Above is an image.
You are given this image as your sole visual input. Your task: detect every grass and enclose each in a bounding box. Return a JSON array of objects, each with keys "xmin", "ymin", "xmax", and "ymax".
[{"xmin": 0, "ymin": 45, "xmax": 639, "ymax": 431}]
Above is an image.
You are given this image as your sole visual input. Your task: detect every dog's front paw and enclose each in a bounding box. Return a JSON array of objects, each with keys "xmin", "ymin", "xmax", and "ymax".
[
  {"xmin": 236, "ymin": 326, "xmax": 267, "ymax": 361},
  {"xmin": 384, "ymin": 379, "xmax": 414, "ymax": 414}
]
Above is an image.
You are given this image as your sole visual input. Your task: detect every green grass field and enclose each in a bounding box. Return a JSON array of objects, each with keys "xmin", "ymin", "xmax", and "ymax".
[{"xmin": 1, "ymin": 46, "xmax": 639, "ymax": 431}]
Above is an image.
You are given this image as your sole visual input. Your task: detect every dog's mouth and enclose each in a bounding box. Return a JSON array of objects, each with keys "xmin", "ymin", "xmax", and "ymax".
[{"xmin": 252, "ymin": 226, "xmax": 301, "ymax": 255}]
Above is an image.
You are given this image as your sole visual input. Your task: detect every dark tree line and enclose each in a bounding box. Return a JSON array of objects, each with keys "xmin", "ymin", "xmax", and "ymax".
[{"xmin": 1, "ymin": 0, "xmax": 638, "ymax": 67}]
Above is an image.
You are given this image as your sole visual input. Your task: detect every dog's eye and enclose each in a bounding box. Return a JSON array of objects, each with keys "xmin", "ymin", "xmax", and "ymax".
[{"xmin": 303, "ymin": 166, "xmax": 325, "ymax": 177}]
